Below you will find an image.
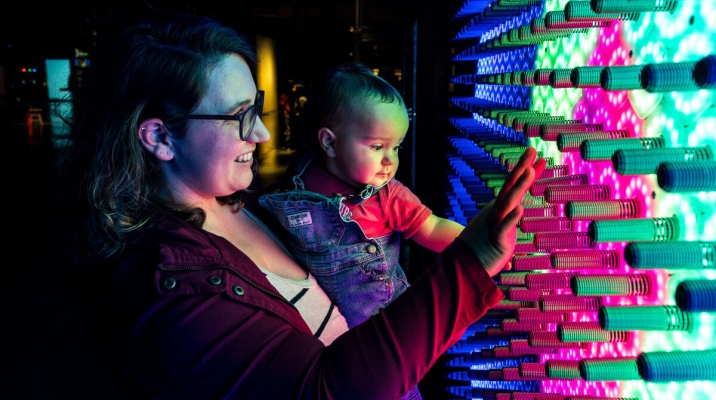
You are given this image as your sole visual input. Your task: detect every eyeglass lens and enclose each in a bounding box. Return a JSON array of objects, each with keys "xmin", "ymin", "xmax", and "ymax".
[{"xmin": 242, "ymin": 91, "xmax": 264, "ymax": 141}]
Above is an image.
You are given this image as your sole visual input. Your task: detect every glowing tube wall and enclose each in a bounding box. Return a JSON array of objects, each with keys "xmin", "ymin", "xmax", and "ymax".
[{"xmin": 443, "ymin": 1, "xmax": 716, "ymax": 399}]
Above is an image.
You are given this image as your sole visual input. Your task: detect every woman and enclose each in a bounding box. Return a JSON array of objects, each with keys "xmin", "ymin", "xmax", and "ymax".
[{"xmin": 62, "ymin": 9, "xmax": 545, "ymax": 399}]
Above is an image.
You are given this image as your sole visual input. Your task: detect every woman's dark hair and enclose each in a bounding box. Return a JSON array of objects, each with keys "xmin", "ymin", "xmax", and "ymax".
[{"xmin": 62, "ymin": 9, "xmax": 257, "ymax": 264}]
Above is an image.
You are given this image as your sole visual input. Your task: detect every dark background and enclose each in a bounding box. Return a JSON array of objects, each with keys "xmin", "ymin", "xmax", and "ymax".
[{"xmin": 0, "ymin": 1, "xmax": 477, "ymax": 398}]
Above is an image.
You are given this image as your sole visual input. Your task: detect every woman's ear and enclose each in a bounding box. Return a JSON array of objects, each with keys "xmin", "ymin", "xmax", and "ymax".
[
  {"xmin": 318, "ymin": 127, "xmax": 337, "ymax": 158},
  {"xmin": 137, "ymin": 118, "xmax": 174, "ymax": 161}
]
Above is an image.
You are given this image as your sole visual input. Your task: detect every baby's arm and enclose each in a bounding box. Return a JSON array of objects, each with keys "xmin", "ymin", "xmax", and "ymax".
[{"xmin": 410, "ymin": 214, "xmax": 464, "ymax": 253}]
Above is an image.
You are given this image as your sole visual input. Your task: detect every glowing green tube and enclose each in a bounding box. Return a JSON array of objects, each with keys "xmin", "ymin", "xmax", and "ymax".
[
  {"xmin": 624, "ymin": 241, "xmax": 716, "ymax": 269},
  {"xmin": 557, "ymin": 321, "xmax": 632, "ymax": 342},
  {"xmin": 638, "ymin": 350, "xmax": 716, "ymax": 382},
  {"xmin": 565, "ymin": 199, "xmax": 641, "ymax": 220},
  {"xmin": 581, "ymin": 136, "xmax": 666, "ymax": 162},
  {"xmin": 613, "ymin": 146, "xmax": 714, "ymax": 175},
  {"xmin": 588, "ymin": 216, "xmax": 680, "ymax": 243},
  {"xmin": 579, "ymin": 358, "xmax": 641, "ymax": 381},
  {"xmin": 570, "ymin": 274, "xmax": 651, "ymax": 296},
  {"xmin": 599, "ymin": 305, "xmax": 693, "ymax": 331}
]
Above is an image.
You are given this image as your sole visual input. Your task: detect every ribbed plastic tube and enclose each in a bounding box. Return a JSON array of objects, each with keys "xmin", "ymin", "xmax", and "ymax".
[
  {"xmin": 581, "ymin": 136, "xmax": 666, "ymax": 161},
  {"xmin": 540, "ymin": 165, "xmax": 568, "ymax": 179},
  {"xmin": 571, "ymin": 66, "xmax": 605, "ymax": 88},
  {"xmin": 579, "ymin": 358, "xmax": 641, "ymax": 381},
  {"xmin": 540, "ymin": 294, "xmax": 602, "ymax": 312},
  {"xmin": 499, "ymin": 271, "xmax": 529, "ymax": 285},
  {"xmin": 520, "ymin": 217, "xmax": 573, "ymax": 233},
  {"xmin": 546, "ymin": 360, "xmax": 582, "ymax": 379},
  {"xmin": 557, "ymin": 321, "xmax": 632, "ymax": 342},
  {"xmin": 534, "ymin": 69, "xmax": 553, "ymax": 86},
  {"xmin": 625, "ymin": 241, "xmax": 715, "ymax": 269},
  {"xmin": 557, "ymin": 129, "xmax": 630, "ymax": 152},
  {"xmin": 510, "ymin": 287, "xmax": 551, "ymax": 301},
  {"xmin": 566, "ymin": 397, "xmax": 638, "ymax": 400},
  {"xmin": 614, "ymin": 146, "xmax": 715, "ymax": 175},
  {"xmin": 565, "ymin": 199, "xmax": 641, "ymax": 220},
  {"xmin": 546, "ymin": 9, "xmax": 612, "ymax": 29},
  {"xmin": 535, "ymin": 232, "xmax": 593, "ymax": 251},
  {"xmin": 695, "ymin": 54, "xmax": 716, "ymax": 89},
  {"xmin": 599, "ymin": 305, "xmax": 693, "ymax": 331},
  {"xmin": 522, "ymin": 204, "xmax": 557, "ymax": 217},
  {"xmin": 541, "ymin": 122, "xmax": 602, "ymax": 141},
  {"xmin": 675, "ymin": 279, "xmax": 716, "ymax": 311},
  {"xmin": 519, "ymin": 362, "xmax": 547, "ymax": 379},
  {"xmin": 642, "ymin": 61, "xmax": 699, "ymax": 92},
  {"xmin": 566, "ymin": 1, "xmax": 639, "ymax": 22},
  {"xmin": 551, "ymin": 249, "xmax": 621, "ymax": 269},
  {"xmin": 518, "ymin": 308, "xmax": 567, "ymax": 323},
  {"xmin": 502, "ymin": 318, "xmax": 544, "ymax": 332},
  {"xmin": 513, "ymin": 254, "xmax": 551, "ymax": 271},
  {"xmin": 570, "ymin": 274, "xmax": 652, "ymax": 296},
  {"xmin": 550, "ymin": 68, "xmax": 574, "ymax": 88},
  {"xmin": 657, "ymin": 160, "xmax": 716, "ymax": 192},
  {"xmin": 521, "ymin": 70, "xmax": 538, "ymax": 86},
  {"xmin": 638, "ymin": 350, "xmax": 716, "ymax": 382},
  {"xmin": 601, "ymin": 65, "xmax": 645, "ymax": 90},
  {"xmin": 588, "ymin": 216, "xmax": 680, "ymax": 243},
  {"xmin": 591, "ymin": 0, "xmax": 680, "ymax": 13},
  {"xmin": 526, "ymin": 272, "xmax": 575, "ymax": 289},
  {"xmin": 530, "ymin": 174, "xmax": 589, "ymax": 196},
  {"xmin": 529, "ymin": 331, "xmax": 583, "ymax": 348},
  {"xmin": 544, "ymin": 184, "xmax": 611, "ymax": 204}
]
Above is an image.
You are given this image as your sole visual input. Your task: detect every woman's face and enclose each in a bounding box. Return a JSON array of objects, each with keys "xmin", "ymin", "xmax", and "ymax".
[{"xmin": 167, "ymin": 54, "xmax": 269, "ymax": 204}]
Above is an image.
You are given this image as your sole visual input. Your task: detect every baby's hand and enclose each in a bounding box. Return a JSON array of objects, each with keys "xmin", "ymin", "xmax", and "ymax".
[{"xmin": 458, "ymin": 147, "xmax": 545, "ymax": 276}]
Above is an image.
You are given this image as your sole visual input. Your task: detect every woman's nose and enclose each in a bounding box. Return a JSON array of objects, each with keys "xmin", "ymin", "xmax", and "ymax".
[{"xmin": 248, "ymin": 117, "xmax": 270, "ymax": 144}]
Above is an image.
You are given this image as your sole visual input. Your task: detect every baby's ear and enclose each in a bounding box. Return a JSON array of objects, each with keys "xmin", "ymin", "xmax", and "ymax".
[
  {"xmin": 318, "ymin": 127, "xmax": 337, "ymax": 158},
  {"xmin": 137, "ymin": 118, "xmax": 174, "ymax": 161}
]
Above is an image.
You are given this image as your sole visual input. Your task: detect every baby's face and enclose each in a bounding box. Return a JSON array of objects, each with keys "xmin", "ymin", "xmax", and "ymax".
[{"xmin": 330, "ymin": 101, "xmax": 409, "ymax": 188}]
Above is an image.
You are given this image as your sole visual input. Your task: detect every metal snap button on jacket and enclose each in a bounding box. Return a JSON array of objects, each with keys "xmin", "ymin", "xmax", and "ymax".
[
  {"xmin": 162, "ymin": 277, "xmax": 177, "ymax": 290},
  {"xmin": 207, "ymin": 275, "xmax": 222, "ymax": 285},
  {"xmin": 366, "ymin": 244, "xmax": 377, "ymax": 254},
  {"xmin": 233, "ymin": 286, "xmax": 245, "ymax": 296}
]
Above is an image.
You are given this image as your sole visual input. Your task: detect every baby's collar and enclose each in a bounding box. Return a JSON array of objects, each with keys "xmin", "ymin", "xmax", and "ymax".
[{"xmin": 345, "ymin": 179, "xmax": 391, "ymax": 205}]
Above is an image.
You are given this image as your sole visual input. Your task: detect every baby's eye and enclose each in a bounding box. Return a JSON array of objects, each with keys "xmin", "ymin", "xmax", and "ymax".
[
  {"xmin": 394, "ymin": 145, "xmax": 403, "ymax": 152},
  {"xmin": 371, "ymin": 144, "xmax": 384, "ymax": 151}
]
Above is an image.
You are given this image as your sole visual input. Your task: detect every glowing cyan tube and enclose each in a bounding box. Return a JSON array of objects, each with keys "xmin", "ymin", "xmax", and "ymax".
[
  {"xmin": 657, "ymin": 160, "xmax": 716, "ymax": 192},
  {"xmin": 641, "ymin": 61, "xmax": 700, "ymax": 92},
  {"xmin": 598, "ymin": 305, "xmax": 693, "ymax": 331},
  {"xmin": 557, "ymin": 321, "xmax": 632, "ymax": 342},
  {"xmin": 613, "ymin": 146, "xmax": 714, "ymax": 175},
  {"xmin": 591, "ymin": 0, "xmax": 680, "ymax": 13},
  {"xmin": 600, "ymin": 65, "xmax": 645, "ymax": 90},
  {"xmin": 557, "ymin": 130, "xmax": 631, "ymax": 152},
  {"xmin": 544, "ymin": 184, "xmax": 611, "ymax": 203},
  {"xmin": 551, "ymin": 249, "xmax": 621, "ymax": 270},
  {"xmin": 637, "ymin": 350, "xmax": 716, "ymax": 382},
  {"xmin": 675, "ymin": 279, "xmax": 716, "ymax": 311},
  {"xmin": 580, "ymin": 136, "xmax": 666, "ymax": 162},
  {"xmin": 570, "ymin": 274, "xmax": 652, "ymax": 296},
  {"xmin": 572, "ymin": 66, "xmax": 605, "ymax": 88},
  {"xmin": 624, "ymin": 241, "xmax": 716, "ymax": 269},
  {"xmin": 579, "ymin": 358, "xmax": 641, "ymax": 381},
  {"xmin": 565, "ymin": 199, "xmax": 641, "ymax": 220},
  {"xmin": 588, "ymin": 216, "xmax": 680, "ymax": 243}
]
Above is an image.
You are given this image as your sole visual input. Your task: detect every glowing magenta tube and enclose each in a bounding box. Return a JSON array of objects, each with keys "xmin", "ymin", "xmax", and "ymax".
[
  {"xmin": 530, "ymin": 174, "xmax": 589, "ymax": 196},
  {"xmin": 509, "ymin": 339, "xmax": 559, "ymax": 355},
  {"xmin": 539, "ymin": 164, "xmax": 568, "ymax": 179},
  {"xmin": 534, "ymin": 232, "xmax": 593, "ymax": 251},
  {"xmin": 502, "ymin": 318, "xmax": 545, "ymax": 332},
  {"xmin": 565, "ymin": 199, "xmax": 642, "ymax": 220},
  {"xmin": 540, "ymin": 294, "xmax": 602, "ymax": 312},
  {"xmin": 528, "ymin": 331, "xmax": 583, "ymax": 349},
  {"xmin": 624, "ymin": 241, "xmax": 716, "ymax": 269},
  {"xmin": 525, "ymin": 272, "xmax": 574, "ymax": 289},
  {"xmin": 520, "ymin": 217, "xmax": 573, "ymax": 233},
  {"xmin": 544, "ymin": 184, "xmax": 611, "ymax": 204},
  {"xmin": 509, "ymin": 287, "xmax": 552, "ymax": 301},
  {"xmin": 579, "ymin": 358, "xmax": 641, "ymax": 381},
  {"xmin": 551, "ymin": 249, "xmax": 621, "ymax": 270},
  {"xmin": 522, "ymin": 204, "xmax": 557, "ymax": 217},
  {"xmin": 517, "ymin": 308, "xmax": 567, "ymax": 323},
  {"xmin": 570, "ymin": 274, "xmax": 652, "ymax": 296},
  {"xmin": 519, "ymin": 362, "xmax": 547, "ymax": 379},
  {"xmin": 499, "ymin": 271, "xmax": 529, "ymax": 285},
  {"xmin": 512, "ymin": 254, "xmax": 552, "ymax": 271},
  {"xmin": 588, "ymin": 216, "xmax": 680, "ymax": 243}
]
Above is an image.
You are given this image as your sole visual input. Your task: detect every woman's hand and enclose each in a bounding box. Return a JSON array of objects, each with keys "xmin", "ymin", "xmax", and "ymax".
[{"xmin": 458, "ymin": 147, "xmax": 546, "ymax": 277}]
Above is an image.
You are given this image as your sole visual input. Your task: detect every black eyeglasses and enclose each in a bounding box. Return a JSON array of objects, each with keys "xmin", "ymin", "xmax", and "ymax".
[{"xmin": 180, "ymin": 90, "xmax": 264, "ymax": 141}]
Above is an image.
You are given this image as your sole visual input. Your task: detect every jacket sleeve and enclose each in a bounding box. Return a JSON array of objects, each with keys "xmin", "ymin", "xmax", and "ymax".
[{"xmin": 101, "ymin": 239, "xmax": 503, "ymax": 400}]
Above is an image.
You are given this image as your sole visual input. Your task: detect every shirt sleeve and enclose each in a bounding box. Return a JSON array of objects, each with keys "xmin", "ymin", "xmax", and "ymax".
[
  {"xmin": 99, "ymin": 238, "xmax": 504, "ymax": 400},
  {"xmin": 383, "ymin": 180, "xmax": 433, "ymax": 239}
]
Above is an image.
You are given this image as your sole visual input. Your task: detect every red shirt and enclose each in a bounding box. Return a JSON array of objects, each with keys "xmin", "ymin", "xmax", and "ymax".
[{"xmin": 300, "ymin": 161, "xmax": 433, "ymax": 239}]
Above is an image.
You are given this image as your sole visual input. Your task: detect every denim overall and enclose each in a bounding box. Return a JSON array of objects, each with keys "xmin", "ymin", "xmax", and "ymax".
[{"xmin": 258, "ymin": 157, "xmax": 409, "ymax": 330}]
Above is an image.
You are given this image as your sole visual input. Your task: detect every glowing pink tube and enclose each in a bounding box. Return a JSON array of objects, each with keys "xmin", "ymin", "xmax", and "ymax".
[
  {"xmin": 544, "ymin": 184, "xmax": 612, "ymax": 204},
  {"xmin": 517, "ymin": 308, "xmax": 567, "ymax": 323},
  {"xmin": 530, "ymin": 174, "xmax": 589, "ymax": 196},
  {"xmin": 534, "ymin": 232, "xmax": 593, "ymax": 251},
  {"xmin": 513, "ymin": 254, "xmax": 552, "ymax": 271},
  {"xmin": 520, "ymin": 217, "xmax": 573, "ymax": 233}
]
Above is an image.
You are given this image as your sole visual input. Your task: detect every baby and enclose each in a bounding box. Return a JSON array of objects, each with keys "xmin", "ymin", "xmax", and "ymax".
[{"xmin": 260, "ymin": 62, "xmax": 464, "ymax": 329}]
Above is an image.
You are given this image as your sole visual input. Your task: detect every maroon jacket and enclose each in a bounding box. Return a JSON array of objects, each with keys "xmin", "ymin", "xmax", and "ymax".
[{"xmin": 91, "ymin": 210, "xmax": 503, "ymax": 399}]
